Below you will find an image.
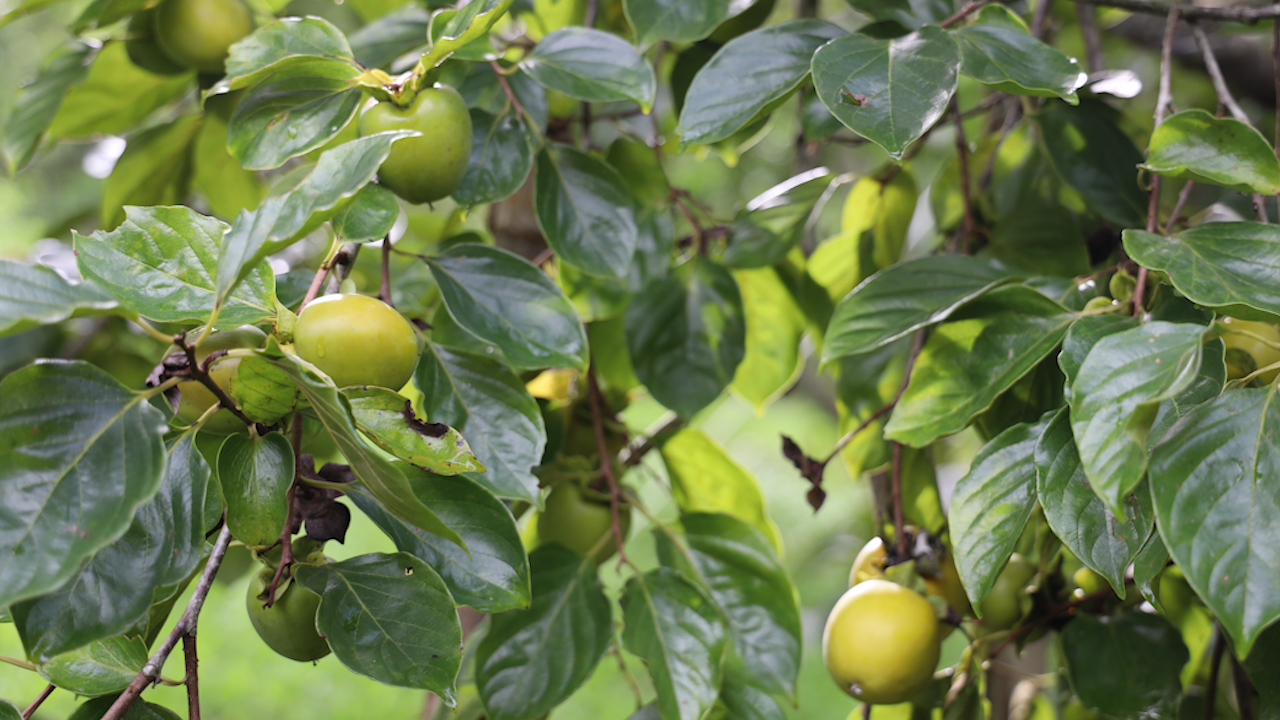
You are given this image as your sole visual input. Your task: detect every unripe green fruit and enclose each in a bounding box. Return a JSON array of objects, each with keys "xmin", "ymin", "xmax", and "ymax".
[
  {"xmin": 293, "ymin": 294, "xmax": 419, "ymax": 389},
  {"xmin": 823, "ymin": 579, "xmax": 941, "ymax": 705},
  {"xmin": 125, "ymin": 10, "xmax": 186, "ymax": 75},
  {"xmin": 246, "ymin": 570, "xmax": 330, "ymax": 662},
  {"xmin": 174, "ymin": 325, "xmax": 267, "ymax": 434},
  {"xmin": 1073, "ymin": 566, "xmax": 1108, "ymax": 595},
  {"xmin": 980, "ymin": 554, "xmax": 1036, "ymax": 632},
  {"xmin": 154, "ymin": 0, "xmax": 255, "ymax": 74},
  {"xmin": 537, "ymin": 482, "xmax": 631, "ymax": 564},
  {"xmin": 1221, "ymin": 317, "xmax": 1280, "ymax": 384},
  {"xmin": 359, "ymin": 85, "xmax": 473, "ymax": 204}
]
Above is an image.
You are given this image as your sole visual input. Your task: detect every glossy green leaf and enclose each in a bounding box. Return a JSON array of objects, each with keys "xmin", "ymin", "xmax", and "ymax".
[
  {"xmin": 950, "ymin": 416, "xmax": 1049, "ymax": 611},
  {"xmin": 74, "ymin": 205, "xmax": 276, "ymax": 327},
  {"xmin": 0, "ymin": 701, "xmax": 17, "ymax": 720},
  {"xmin": 475, "ymin": 545, "xmax": 612, "ymax": 720},
  {"xmin": 534, "ymin": 145, "xmax": 638, "ymax": 278},
  {"xmin": 1061, "ymin": 613, "xmax": 1188, "ymax": 717},
  {"xmin": 428, "ymin": 244, "xmax": 588, "ymax": 371},
  {"xmin": 1124, "ymin": 223, "xmax": 1280, "ymax": 318},
  {"xmin": 416, "ymin": 0, "xmax": 513, "ymax": 71},
  {"xmin": 216, "ymin": 432, "xmax": 294, "ymax": 548},
  {"xmin": 625, "ymin": 0, "xmax": 731, "ymax": 46},
  {"xmin": 270, "ymin": 354, "xmax": 464, "ymax": 548},
  {"xmin": 1132, "ymin": 531, "xmax": 1169, "ymax": 610},
  {"xmin": 0, "ymin": 260, "xmax": 118, "ymax": 337},
  {"xmin": 348, "ymin": 6, "xmax": 432, "ymax": 69},
  {"xmin": 349, "ymin": 463, "xmax": 529, "ymax": 612},
  {"xmin": 1148, "ymin": 338, "xmax": 1226, "ymax": 450},
  {"xmin": 454, "ymin": 110, "xmax": 535, "ymax": 209},
  {"xmin": 731, "ymin": 267, "xmax": 806, "ymax": 411},
  {"xmin": 231, "ymin": 355, "xmax": 299, "ymax": 426},
  {"xmin": 48, "ymin": 42, "xmax": 190, "ymax": 140},
  {"xmin": 1150, "ymin": 388, "xmax": 1280, "ymax": 657},
  {"xmin": 67, "ymin": 696, "xmax": 181, "ymax": 720},
  {"xmin": 330, "ymin": 184, "xmax": 399, "ymax": 242},
  {"xmin": 845, "ymin": 0, "xmax": 950, "ymax": 28},
  {"xmin": 426, "ymin": 9, "xmax": 497, "ymax": 62},
  {"xmin": 953, "ymin": 5, "xmax": 1085, "ymax": 102},
  {"xmin": 519, "ymin": 27, "xmax": 655, "ymax": 110},
  {"xmin": 0, "ymin": 361, "xmax": 167, "ymax": 608},
  {"xmin": 227, "ymin": 59, "xmax": 365, "ymax": 171},
  {"xmin": 344, "ymin": 386, "xmax": 483, "ymax": 475},
  {"xmin": 1038, "ymin": 100, "xmax": 1147, "ymax": 229},
  {"xmin": 626, "ymin": 258, "xmax": 745, "ymax": 418},
  {"xmin": 1141, "ymin": 109, "xmax": 1280, "ymax": 194},
  {"xmin": 811, "ymin": 26, "xmax": 961, "ymax": 160},
  {"xmin": 12, "ymin": 432, "xmax": 209, "ymax": 660},
  {"xmin": 1, "ymin": 42, "xmax": 93, "ymax": 175},
  {"xmin": 718, "ymin": 662, "xmax": 787, "ymax": 720},
  {"xmin": 886, "ymin": 286, "xmax": 1075, "ymax": 447},
  {"xmin": 657, "ymin": 512, "xmax": 801, "ymax": 698},
  {"xmin": 1058, "ymin": 314, "xmax": 1140, "ymax": 387},
  {"xmin": 38, "ymin": 636, "xmax": 146, "ymax": 696},
  {"xmin": 219, "ymin": 16, "xmax": 356, "ymax": 92},
  {"xmin": 1069, "ymin": 321, "xmax": 1206, "ymax": 513},
  {"xmin": 823, "ymin": 255, "xmax": 1018, "ymax": 363},
  {"xmin": 679, "ymin": 20, "xmax": 844, "ymax": 147},
  {"xmin": 100, "ymin": 116, "xmax": 202, "ymax": 229},
  {"xmin": 415, "ymin": 342, "xmax": 545, "ymax": 504},
  {"xmin": 1035, "ymin": 408, "xmax": 1152, "ymax": 598},
  {"xmin": 723, "ymin": 167, "xmax": 833, "ymax": 269},
  {"xmin": 621, "ymin": 569, "xmax": 729, "ymax": 720},
  {"xmin": 659, "ymin": 429, "xmax": 780, "ymax": 550},
  {"xmin": 295, "ymin": 552, "xmax": 462, "ymax": 700}
]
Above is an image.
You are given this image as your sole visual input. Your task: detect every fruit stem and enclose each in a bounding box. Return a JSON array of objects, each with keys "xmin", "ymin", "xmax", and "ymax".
[
  {"xmin": 176, "ymin": 333, "xmax": 262, "ymax": 433},
  {"xmin": 587, "ymin": 366, "xmax": 632, "ymax": 571}
]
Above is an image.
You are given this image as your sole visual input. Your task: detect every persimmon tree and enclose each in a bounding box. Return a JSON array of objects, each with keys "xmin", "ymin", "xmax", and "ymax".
[{"xmin": 2, "ymin": 0, "xmax": 1280, "ymax": 719}]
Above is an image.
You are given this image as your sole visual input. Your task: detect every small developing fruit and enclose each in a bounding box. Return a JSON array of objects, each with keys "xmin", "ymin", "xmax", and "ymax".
[
  {"xmin": 979, "ymin": 554, "xmax": 1036, "ymax": 632},
  {"xmin": 154, "ymin": 0, "xmax": 255, "ymax": 74},
  {"xmin": 537, "ymin": 482, "xmax": 631, "ymax": 564},
  {"xmin": 292, "ymin": 294, "xmax": 419, "ymax": 389},
  {"xmin": 125, "ymin": 10, "xmax": 186, "ymax": 75},
  {"xmin": 174, "ymin": 325, "xmax": 267, "ymax": 435},
  {"xmin": 359, "ymin": 85, "xmax": 473, "ymax": 205},
  {"xmin": 823, "ymin": 579, "xmax": 941, "ymax": 705},
  {"xmin": 246, "ymin": 569, "xmax": 330, "ymax": 662}
]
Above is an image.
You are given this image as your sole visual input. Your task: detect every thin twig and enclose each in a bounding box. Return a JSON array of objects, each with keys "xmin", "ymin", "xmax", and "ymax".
[
  {"xmin": 179, "ymin": 336, "xmax": 260, "ymax": 431},
  {"xmin": 102, "ymin": 525, "xmax": 234, "ymax": 720},
  {"xmin": 821, "ymin": 330, "xmax": 926, "ymax": 467},
  {"xmin": 183, "ymin": 634, "xmax": 200, "ymax": 720},
  {"xmin": 0, "ymin": 655, "xmax": 36, "ymax": 671},
  {"xmin": 939, "ymin": 0, "xmax": 990, "ymax": 27},
  {"xmin": 1231, "ymin": 651, "xmax": 1256, "ymax": 720},
  {"xmin": 1163, "ymin": 181, "xmax": 1196, "ymax": 235},
  {"xmin": 1205, "ymin": 626, "xmax": 1226, "ymax": 720},
  {"xmin": 1192, "ymin": 23, "xmax": 1250, "ymax": 124},
  {"xmin": 952, "ymin": 99, "xmax": 977, "ymax": 254},
  {"xmin": 1032, "ymin": 0, "xmax": 1055, "ymax": 39},
  {"xmin": 323, "ymin": 243, "xmax": 361, "ymax": 296},
  {"xmin": 21, "ymin": 684, "xmax": 54, "ymax": 720},
  {"xmin": 489, "ymin": 60, "xmax": 529, "ymax": 124},
  {"xmin": 623, "ymin": 414, "xmax": 683, "ymax": 467},
  {"xmin": 1075, "ymin": 3, "xmax": 1106, "ymax": 72},
  {"xmin": 1136, "ymin": 8, "xmax": 1180, "ymax": 315},
  {"xmin": 1067, "ymin": 0, "xmax": 1280, "ymax": 23},
  {"xmin": 266, "ymin": 419, "xmax": 305, "ymax": 607},
  {"xmin": 890, "ymin": 442, "xmax": 908, "ymax": 558},
  {"xmin": 587, "ymin": 367, "xmax": 630, "ymax": 570},
  {"xmin": 988, "ymin": 582, "xmax": 1126, "ymax": 656},
  {"xmin": 379, "ymin": 236, "xmax": 394, "ymax": 308},
  {"xmin": 299, "ymin": 243, "xmax": 346, "ymax": 311}
]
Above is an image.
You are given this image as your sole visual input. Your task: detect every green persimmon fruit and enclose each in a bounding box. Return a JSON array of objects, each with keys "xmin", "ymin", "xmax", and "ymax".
[
  {"xmin": 707, "ymin": 0, "xmax": 776, "ymax": 44},
  {"xmin": 359, "ymin": 85, "xmax": 472, "ymax": 205},
  {"xmin": 174, "ymin": 325, "xmax": 267, "ymax": 435},
  {"xmin": 125, "ymin": 10, "xmax": 186, "ymax": 75},
  {"xmin": 979, "ymin": 554, "xmax": 1036, "ymax": 632},
  {"xmin": 1221, "ymin": 317, "xmax": 1280, "ymax": 384},
  {"xmin": 537, "ymin": 482, "xmax": 631, "ymax": 564},
  {"xmin": 1073, "ymin": 566, "xmax": 1108, "ymax": 596},
  {"xmin": 1158, "ymin": 565, "xmax": 1196, "ymax": 625},
  {"xmin": 293, "ymin": 293, "xmax": 419, "ymax": 389},
  {"xmin": 154, "ymin": 0, "xmax": 255, "ymax": 74},
  {"xmin": 246, "ymin": 569, "xmax": 330, "ymax": 662},
  {"xmin": 823, "ymin": 579, "xmax": 941, "ymax": 705}
]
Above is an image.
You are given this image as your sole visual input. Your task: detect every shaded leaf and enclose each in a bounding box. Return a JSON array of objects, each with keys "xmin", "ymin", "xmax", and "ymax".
[
  {"xmin": 38, "ymin": 636, "xmax": 146, "ymax": 696},
  {"xmin": 1061, "ymin": 613, "xmax": 1188, "ymax": 717},
  {"xmin": 0, "ymin": 260, "xmax": 118, "ymax": 337},
  {"xmin": 331, "ymin": 184, "xmax": 399, "ymax": 242},
  {"xmin": 519, "ymin": 27, "xmax": 655, "ymax": 110},
  {"xmin": 454, "ymin": 110, "xmax": 536, "ymax": 209},
  {"xmin": 1037, "ymin": 100, "xmax": 1146, "ymax": 229},
  {"xmin": 953, "ymin": 5, "xmax": 1085, "ymax": 102},
  {"xmin": 100, "ymin": 116, "xmax": 202, "ymax": 229},
  {"xmin": 625, "ymin": 0, "xmax": 731, "ymax": 47},
  {"xmin": 534, "ymin": 145, "xmax": 638, "ymax": 279},
  {"xmin": 723, "ymin": 167, "xmax": 833, "ymax": 269},
  {"xmin": 1, "ymin": 42, "xmax": 94, "ymax": 175},
  {"xmin": 48, "ymin": 42, "xmax": 190, "ymax": 140}
]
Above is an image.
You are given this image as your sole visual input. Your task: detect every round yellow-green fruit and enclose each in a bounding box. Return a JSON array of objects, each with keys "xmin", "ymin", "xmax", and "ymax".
[
  {"xmin": 537, "ymin": 482, "xmax": 631, "ymax": 564},
  {"xmin": 293, "ymin": 294, "xmax": 419, "ymax": 389},
  {"xmin": 359, "ymin": 85, "xmax": 472, "ymax": 204},
  {"xmin": 980, "ymin": 554, "xmax": 1036, "ymax": 632},
  {"xmin": 823, "ymin": 579, "xmax": 941, "ymax": 705},
  {"xmin": 154, "ymin": 0, "xmax": 255, "ymax": 74},
  {"xmin": 847, "ymin": 537, "xmax": 971, "ymax": 618},
  {"xmin": 125, "ymin": 9, "xmax": 186, "ymax": 75},
  {"xmin": 1222, "ymin": 317, "xmax": 1280, "ymax": 384},
  {"xmin": 174, "ymin": 325, "xmax": 266, "ymax": 434},
  {"xmin": 1073, "ymin": 566, "xmax": 1108, "ymax": 596},
  {"xmin": 246, "ymin": 570, "xmax": 330, "ymax": 662},
  {"xmin": 1158, "ymin": 565, "xmax": 1195, "ymax": 625}
]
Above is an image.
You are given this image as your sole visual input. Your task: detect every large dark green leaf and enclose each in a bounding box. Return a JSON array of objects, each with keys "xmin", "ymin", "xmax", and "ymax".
[
  {"xmin": 474, "ymin": 545, "xmax": 613, "ymax": 720},
  {"xmin": 1060, "ymin": 613, "xmax": 1188, "ymax": 717},
  {"xmin": 845, "ymin": 0, "xmax": 951, "ymax": 28},
  {"xmin": 1069, "ymin": 321, "xmax": 1206, "ymax": 514},
  {"xmin": 415, "ymin": 343, "xmax": 545, "ymax": 504},
  {"xmin": 100, "ymin": 116, "xmax": 202, "ymax": 229},
  {"xmin": 74, "ymin": 205, "xmax": 276, "ymax": 327},
  {"xmin": 723, "ymin": 167, "xmax": 834, "ymax": 269},
  {"xmin": 1035, "ymin": 408, "xmax": 1152, "ymax": 598},
  {"xmin": 295, "ymin": 552, "xmax": 462, "ymax": 700},
  {"xmin": 1, "ymin": 42, "xmax": 94, "ymax": 175},
  {"xmin": 626, "ymin": 258, "xmax": 745, "ymax": 418},
  {"xmin": 625, "ymin": 0, "xmax": 731, "ymax": 46},
  {"xmin": 427, "ymin": 244, "xmax": 588, "ymax": 371},
  {"xmin": 657, "ymin": 512, "xmax": 801, "ymax": 698},
  {"xmin": 1058, "ymin": 314, "xmax": 1139, "ymax": 386},
  {"xmin": 349, "ymin": 463, "xmax": 529, "ymax": 613},
  {"xmin": 1141, "ymin": 109, "xmax": 1280, "ymax": 195},
  {"xmin": 220, "ymin": 16, "xmax": 356, "ymax": 91},
  {"xmin": 534, "ymin": 145, "xmax": 638, "ymax": 279},
  {"xmin": 885, "ymin": 286, "xmax": 1075, "ymax": 447},
  {"xmin": 48, "ymin": 42, "xmax": 190, "ymax": 140},
  {"xmin": 822, "ymin": 255, "xmax": 1018, "ymax": 363},
  {"xmin": 950, "ymin": 416, "xmax": 1049, "ymax": 611},
  {"xmin": 717, "ymin": 662, "xmax": 787, "ymax": 720},
  {"xmin": 330, "ymin": 184, "xmax": 399, "ymax": 242},
  {"xmin": 38, "ymin": 636, "xmax": 146, "ymax": 696},
  {"xmin": 0, "ymin": 260, "xmax": 118, "ymax": 336},
  {"xmin": 270, "ymin": 355, "xmax": 464, "ymax": 548},
  {"xmin": 1242, "ymin": 623, "xmax": 1280, "ymax": 720},
  {"xmin": 519, "ymin": 27, "xmax": 655, "ymax": 110},
  {"xmin": 227, "ymin": 59, "xmax": 365, "ymax": 171},
  {"xmin": 348, "ymin": 6, "xmax": 433, "ymax": 69},
  {"xmin": 12, "ymin": 432, "xmax": 209, "ymax": 661},
  {"xmin": 453, "ymin": 110, "xmax": 536, "ymax": 209},
  {"xmin": 1150, "ymin": 388, "xmax": 1280, "ymax": 658},
  {"xmin": 621, "ymin": 569, "xmax": 728, "ymax": 720},
  {"xmin": 953, "ymin": 5, "xmax": 1085, "ymax": 102},
  {"xmin": 344, "ymin": 387, "xmax": 482, "ymax": 476},
  {"xmin": 678, "ymin": 20, "xmax": 844, "ymax": 147},
  {"xmin": 811, "ymin": 26, "xmax": 961, "ymax": 160},
  {"xmin": 1038, "ymin": 100, "xmax": 1147, "ymax": 229},
  {"xmin": 1124, "ymin": 223, "xmax": 1280, "ymax": 318},
  {"xmin": 0, "ymin": 361, "xmax": 167, "ymax": 608},
  {"xmin": 216, "ymin": 432, "xmax": 294, "ymax": 548}
]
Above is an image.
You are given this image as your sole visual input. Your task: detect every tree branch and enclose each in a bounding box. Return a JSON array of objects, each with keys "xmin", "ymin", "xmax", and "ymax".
[
  {"xmin": 1068, "ymin": 0, "xmax": 1280, "ymax": 23},
  {"xmin": 1192, "ymin": 23, "xmax": 1251, "ymax": 124},
  {"xmin": 183, "ymin": 634, "xmax": 200, "ymax": 720},
  {"xmin": 102, "ymin": 525, "xmax": 234, "ymax": 720},
  {"xmin": 21, "ymin": 684, "xmax": 54, "ymax": 720},
  {"xmin": 939, "ymin": 0, "xmax": 990, "ymax": 28},
  {"xmin": 587, "ymin": 367, "xmax": 630, "ymax": 569},
  {"xmin": 1136, "ymin": 7, "xmax": 1179, "ymax": 315},
  {"xmin": 379, "ymin": 236, "xmax": 395, "ymax": 308},
  {"xmin": 179, "ymin": 337, "xmax": 261, "ymax": 432},
  {"xmin": 1075, "ymin": 3, "xmax": 1106, "ymax": 71}
]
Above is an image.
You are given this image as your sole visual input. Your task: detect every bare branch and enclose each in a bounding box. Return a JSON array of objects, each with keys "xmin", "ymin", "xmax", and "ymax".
[
  {"xmin": 1192, "ymin": 23, "xmax": 1251, "ymax": 124},
  {"xmin": 184, "ymin": 634, "xmax": 201, "ymax": 720},
  {"xmin": 21, "ymin": 685, "xmax": 54, "ymax": 720},
  {"xmin": 1068, "ymin": 0, "xmax": 1280, "ymax": 24},
  {"xmin": 1076, "ymin": 3, "xmax": 1106, "ymax": 71}
]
